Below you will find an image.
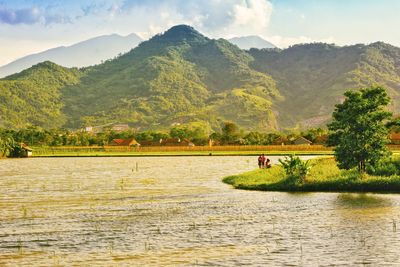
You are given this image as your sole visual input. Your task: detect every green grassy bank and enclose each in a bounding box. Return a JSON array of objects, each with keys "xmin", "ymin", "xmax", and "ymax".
[
  {"xmin": 31, "ymin": 145, "xmax": 335, "ymax": 157},
  {"xmin": 32, "ymin": 150, "xmax": 333, "ymax": 157},
  {"xmin": 223, "ymin": 157, "xmax": 400, "ymax": 193}
]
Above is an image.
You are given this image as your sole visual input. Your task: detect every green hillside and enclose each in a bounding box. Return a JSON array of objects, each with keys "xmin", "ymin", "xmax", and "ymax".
[
  {"xmin": 249, "ymin": 42, "xmax": 400, "ymax": 128},
  {"xmin": 0, "ymin": 62, "xmax": 83, "ymax": 129},
  {"xmin": 1, "ymin": 25, "xmax": 399, "ymax": 131},
  {"xmin": 62, "ymin": 25, "xmax": 280, "ymax": 130}
]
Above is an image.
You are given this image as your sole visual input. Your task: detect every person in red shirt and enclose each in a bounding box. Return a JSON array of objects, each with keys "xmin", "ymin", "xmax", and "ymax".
[
  {"xmin": 261, "ymin": 154, "xmax": 266, "ymax": 168},
  {"xmin": 258, "ymin": 155, "xmax": 263, "ymax": 168}
]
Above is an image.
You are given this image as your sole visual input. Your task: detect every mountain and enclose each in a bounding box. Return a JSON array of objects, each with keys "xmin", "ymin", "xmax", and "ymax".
[
  {"xmin": 1, "ymin": 25, "xmax": 399, "ymax": 131},
  {"xmin": 62, "ymin": 25, "xmax": 280, "ymax": 130},
  {"xmin": 228, "ymin": 36, "xmax": 276, "ymax": 50},
  {"xmin": 0, "ymin": 33, "xmax": 142, "ymax": 78},
  {"xmin": 249, "ymin": 42, "xmax": 400, "ymax": 128},
  {"xmin": 0, "ymin": 61, "xmax": 83, "ymax": 128}
]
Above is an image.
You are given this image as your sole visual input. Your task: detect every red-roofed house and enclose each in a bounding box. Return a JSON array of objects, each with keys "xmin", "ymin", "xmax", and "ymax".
[
  {"xmin": 390, "ymin": 133, "xmax": 400, "ymax": 145},
  {"xmin": 110, "ymin": 138, "xmax": 139, "ymax": 146}
]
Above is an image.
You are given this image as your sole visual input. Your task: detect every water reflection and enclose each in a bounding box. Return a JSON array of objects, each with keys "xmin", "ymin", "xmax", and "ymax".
[{"xmin": 336, "ymin": 193, "xmax": 393, "ymax": 209}]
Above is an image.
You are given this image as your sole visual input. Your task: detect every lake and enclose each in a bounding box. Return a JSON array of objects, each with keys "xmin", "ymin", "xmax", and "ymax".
[{"xmin": 1, "ymin": 156, "xmax": 400, "ymax": 266}]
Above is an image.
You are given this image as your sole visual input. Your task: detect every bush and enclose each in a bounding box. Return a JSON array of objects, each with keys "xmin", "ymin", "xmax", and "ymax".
[
  {"xmin": 367, "ymin": 157, "xmax": 400, "ymax": 176},
  {"xmin": 278, "ymin": 155, "xmax": 311, "ymax": 183}
]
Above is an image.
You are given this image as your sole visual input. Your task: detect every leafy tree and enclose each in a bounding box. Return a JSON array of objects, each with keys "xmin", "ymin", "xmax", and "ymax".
[
  {"xmin": 387, "ymin": 116, "xmax": 400, "ymax": 132},
  {"xmin": 244, "ymin": 131, "xmax": 265, "ymax": 145},
  {"xmin": 170, "ymin": 122, "xmax": 210, "ymax": 144},
  {"xmin": 170, "ymin": 126, "xmax": 191, "ymax": 139},
  {"xmin": 0, "ymin": 137, "xmax": 15, "ymax": 157},
  {"xmin": 327, "ymin": 87, "xmax": 392, "ymax": 173},
  {"xmin": 221, "ymin": 121, "xmax": 240, "ymax": 144},
  {"xmin": 302, "ymin": 128, "xmax": 327, "ymax": 143}
]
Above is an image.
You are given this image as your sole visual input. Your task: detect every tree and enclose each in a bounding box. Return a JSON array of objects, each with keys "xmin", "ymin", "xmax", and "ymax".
[
  {"xmin": 327, "ymin": 87, "xmax": 392, "ymax": 173},
  {"xmin": 386, "ymin": 116, "xmax": 400, "ymax": 132},
  {"xmin": 0, "ymin": 137, "xmax": 14, "ymax": 157},
  {"xmin": 221, "ymin": 121, "xmax": 240, "ymax": 144}
]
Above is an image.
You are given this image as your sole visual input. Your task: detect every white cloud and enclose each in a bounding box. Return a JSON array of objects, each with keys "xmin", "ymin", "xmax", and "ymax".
[
  {"xmin": 115, "ymin": 0, "xmax": 273, "ymax": 38},
  {"xmin": 231, "ymin": 0, "xmax": 272, "ymax": 34},
  {"xmin": 0, "ymin": 0, "xmax": 338, "ymax": 65}
]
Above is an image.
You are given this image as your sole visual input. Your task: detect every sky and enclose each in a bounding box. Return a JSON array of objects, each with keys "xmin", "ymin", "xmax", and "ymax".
[{"xmin": 0, "ymin": 0, "xmax": 399, "ymax": 66}]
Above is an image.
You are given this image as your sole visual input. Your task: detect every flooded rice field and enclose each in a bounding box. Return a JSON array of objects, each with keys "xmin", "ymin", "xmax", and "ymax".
[{"xmin": 1, "ymin": 156, "xmax": 400, "ymax": 266}]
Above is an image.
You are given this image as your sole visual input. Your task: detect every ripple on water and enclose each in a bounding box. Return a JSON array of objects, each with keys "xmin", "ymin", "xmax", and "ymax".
[{"xmin": 1, "ymin": 156, "xmax": 400, "ymax": 266}]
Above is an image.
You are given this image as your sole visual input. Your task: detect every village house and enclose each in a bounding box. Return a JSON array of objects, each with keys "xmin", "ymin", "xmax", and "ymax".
[
  {"xmin": 84, "ymin": 125, "xmax": 107, "ymax": 134},
  {"xmin": 313, "ymin": 135, "xmax": 328, "ymax": 145},
  {"xmin": 109, "ymin": 138, "xmax": 139, "ymax": 146},
  {"xmin": 138, "ymin": 140, "xmax": 158, "ymax": 146},
  {"xmin": 293, "ymin": 137, "xmax": 312, "ymax": 145},
  {"xmin": 111, "ymin": 124, "xmax": 130, "ymax": 132},
  {"xmin": 21, "ymin": 143, "xmax": 33, "ymax": 157},
  {"xmin": 160, "ymin": 138, "xmax": 195, "ymax": 147},
  {"xmin": 390, "ymin": 133, "xmax": 400, "ymax": 145}
]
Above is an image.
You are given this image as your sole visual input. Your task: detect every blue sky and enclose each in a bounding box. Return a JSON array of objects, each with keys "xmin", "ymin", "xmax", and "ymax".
[{"xmin": 0, "ymin": 0, "xmax": 399, "ymax": 65}]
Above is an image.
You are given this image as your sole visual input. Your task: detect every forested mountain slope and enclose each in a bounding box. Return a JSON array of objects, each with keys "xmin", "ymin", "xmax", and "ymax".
[
  {"xmin": 249, "ymin": 42, "xmax": 400, "ymax": 127},
  {"xmin": 1, "ymin": 25, "xmax": 399, "ymax": 131},
  {"xmin": 62, "ymin": 25, "xmax": 281, "ymax": 130},
  {"xmin": 0, "ymin": 62, "xmax": 83, "ymax": 128}
]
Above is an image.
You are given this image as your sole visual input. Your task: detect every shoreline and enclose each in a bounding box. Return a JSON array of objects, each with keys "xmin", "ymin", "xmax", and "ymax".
[
  {"xmin": 31, "ymin": 151, "xmax": 333, "ymax": 157},
  {"xmin": 223, "ymin": 157, "xmax": 400, "ymax": 194}
]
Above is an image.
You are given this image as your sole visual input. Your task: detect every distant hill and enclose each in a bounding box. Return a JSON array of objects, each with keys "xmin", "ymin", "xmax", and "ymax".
[
  {"xmin": 228, "ymin": 36, "xmax": 276, "ymax": 50},
  {"xmin": 0, "ymin": 61, "xmax": 83, "ymax": 128},
  {"xmin": 0, "ymin": 33, "xmax": 142, "ymax": 78},
  {"xmin": 1, "ymin": 25, "xmax": 399, "ymax": 131},
  {"xmin": 249, "ymin": 42, "xmax": 400, "ymax": 128}
]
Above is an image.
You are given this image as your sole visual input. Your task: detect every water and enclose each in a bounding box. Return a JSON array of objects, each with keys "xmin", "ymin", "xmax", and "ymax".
[{"xmin": 1, "ymin": 156, "xmax": 400, "ymax": 266}]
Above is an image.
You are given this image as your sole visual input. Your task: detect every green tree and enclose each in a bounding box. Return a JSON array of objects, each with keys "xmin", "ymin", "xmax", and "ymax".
[
  {"xmin": 327, "ymin": 87, "xmax": 392, "ymax": 173},
  {"xmin": 0, "ymin": 137, "xmax": 14, "ymax": 157},
  {"xmin": 221, "ymin": 121, "xmax": 240, "ymax": 144}
]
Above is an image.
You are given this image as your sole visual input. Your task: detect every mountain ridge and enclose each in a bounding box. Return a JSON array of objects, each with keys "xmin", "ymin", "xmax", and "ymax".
[
  {"xmin": 0, "ymin": 33, "xmax": 142, "ymax": 78},
  {"xmin": 1, "ymin": 25, "xmax": 399, "ymax": 131}
]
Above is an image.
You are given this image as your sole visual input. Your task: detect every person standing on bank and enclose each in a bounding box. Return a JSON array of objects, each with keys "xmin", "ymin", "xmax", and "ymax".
[{"xmin": 258, "ymin": 154, "xmax": 266, "ymax": 168}]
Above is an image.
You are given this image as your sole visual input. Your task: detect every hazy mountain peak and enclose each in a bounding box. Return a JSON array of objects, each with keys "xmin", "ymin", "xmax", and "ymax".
[
  {"xmin": 0, "ymin": 33, "xmax": 143, "ymax": 78},
  {"xmin": 228, "ymin": 35, "xmax": 276, "ymax": 50}
]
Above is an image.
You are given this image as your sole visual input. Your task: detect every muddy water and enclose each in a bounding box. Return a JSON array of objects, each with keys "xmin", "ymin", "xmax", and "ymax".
[{"xmin": 1, "ymin": 156, "xmax": 400, "ymax": 266}]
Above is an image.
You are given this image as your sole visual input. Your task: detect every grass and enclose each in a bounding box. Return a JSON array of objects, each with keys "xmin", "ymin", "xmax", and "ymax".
[
  {"xmin": 223, "ymin": 157, "xmax": 400, "ymax": 193},
  {"xmin": 26, "ymin": 144, "xmax": 400, "ymax": 157},
  {"xmin": 30, "ymin": 145, "xmax": 335, "ymax": 157}
]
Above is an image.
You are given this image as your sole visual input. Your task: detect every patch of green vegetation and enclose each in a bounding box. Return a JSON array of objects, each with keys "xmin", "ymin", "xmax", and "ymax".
[
  {"xmin": 62, "ymin": 25, "xmax": 280, "ymax": 130},
  {"xmin": 1, "ymin": 25, "xmax": 400, "ymax": 131},
  {"xmin": 0, "ymin": 61, "xmax": 83, "ymax": 129},
  {"xmin": 223, "ymin": 157, "xmax": 400, "ymax": 193},
  {"xmin": 249, "ymin": 42, "xmax": 400, "ymax": 128}
]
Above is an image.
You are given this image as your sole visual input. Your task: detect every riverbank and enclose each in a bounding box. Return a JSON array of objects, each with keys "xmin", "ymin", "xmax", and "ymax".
[
  {"xmin": 223, "ymin": 157, "xmax": 400, "ymax": 193},
  {"xmin": 31, "ymin": 145, "xmax": 335, "ymax": 157},
  {"xmin": 32, "ymin": 150, "xmax": 334, "ymax": 157}
]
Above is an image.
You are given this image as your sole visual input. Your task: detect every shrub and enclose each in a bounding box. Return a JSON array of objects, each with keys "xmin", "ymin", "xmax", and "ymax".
[
  {"xmin": 278, "ymin": 155, "xmax": 311, "ymax": 183},
  {"xmin": 367, "ymin": 157, "xmax": 400, "ymax": 176}
]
